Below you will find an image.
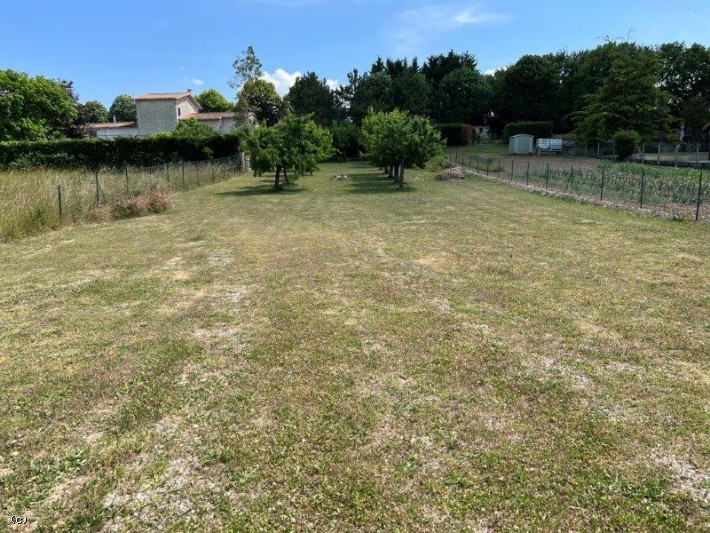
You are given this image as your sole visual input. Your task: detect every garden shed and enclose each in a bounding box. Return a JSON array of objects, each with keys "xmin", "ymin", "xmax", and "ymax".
[{"xmin": 508, "ymin": 134, "xmax": 534, "ymax": 155}]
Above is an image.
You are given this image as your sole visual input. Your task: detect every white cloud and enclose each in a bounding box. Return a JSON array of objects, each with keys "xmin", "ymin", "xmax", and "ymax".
[
  {"xmin": 181, "ymin": 76, "xmax": 205, "ymax": 88},
  {"xmin": 259, "ymin": 70, "xmax": 340, "ymax": 95},
  {"xmin": 261, "ymin": 69, "xmax": 302, "ymax": 95},
  {"xmin": 393, "ymin": 4, "xmax": 510, "ymax": 54}
]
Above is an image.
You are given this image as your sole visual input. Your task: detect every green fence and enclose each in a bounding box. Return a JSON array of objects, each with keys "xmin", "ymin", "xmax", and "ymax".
[{"xmin": 456, "ymin": 154, "xmax": 709, "ymax": 222}]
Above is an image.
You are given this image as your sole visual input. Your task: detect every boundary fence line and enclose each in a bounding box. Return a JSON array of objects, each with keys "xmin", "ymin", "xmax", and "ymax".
[
  {"xmin": 1, "ymin": 156, "xmax": 244, "ymax": 241},
  {"xmin": 450, "ymin": 153, "xmax": 708, "ymax": 223}
]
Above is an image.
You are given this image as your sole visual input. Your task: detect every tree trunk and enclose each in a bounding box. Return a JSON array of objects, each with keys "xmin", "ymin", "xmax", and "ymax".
[
  {"xmin": 398, "ymin": 161, "xmax": 405, "ymax": 189},
  {"xmin": 282, "ymin": 166, "xmax": 289, "ymax": 184},
  {"xmin": 274, "ymin": 166, "xmax": 282, "ymax": 190}
]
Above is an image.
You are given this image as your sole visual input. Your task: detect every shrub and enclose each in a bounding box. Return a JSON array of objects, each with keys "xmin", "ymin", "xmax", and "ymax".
[
  {"xmin": 110, "ymin": 188, "xmax": 173, "ymax": 219},
  {"xmin": 439, "ymin": 123, "xmax": 475, "ymax": 146},
  {"xmin": 0, "ymin": 134, "xmax": 240, "ymax": 170},
  {"xmin": 613, "ymin": 130, "xmax": 642, "ymax": 161},
  {"xmin": 502, "ymin": 121, "xmax": 553, "ymax": 141}
]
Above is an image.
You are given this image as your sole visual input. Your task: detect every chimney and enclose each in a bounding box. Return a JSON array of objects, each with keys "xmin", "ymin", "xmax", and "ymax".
[{"xmin": 187, "ymin": 89, "xmax": 192, "ymax": 94}]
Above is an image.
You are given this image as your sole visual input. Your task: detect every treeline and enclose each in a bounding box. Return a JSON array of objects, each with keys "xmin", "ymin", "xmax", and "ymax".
[{"xmin": 273, "ymin": 42, "xmax": 710, "ymax": 144}]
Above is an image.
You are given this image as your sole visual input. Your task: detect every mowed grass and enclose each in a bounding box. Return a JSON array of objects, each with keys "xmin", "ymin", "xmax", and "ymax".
[{"xmin": 1, "ymin": 161, "xmax": 708, "ymax": 531}]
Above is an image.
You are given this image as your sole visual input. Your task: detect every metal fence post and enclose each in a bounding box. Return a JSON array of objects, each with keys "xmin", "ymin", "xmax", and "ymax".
[
  {"xmin": 166, "ymin": 162, "xmax": 170, "ymax": 183},
  {"xmin": 640, "ymin": 169, "xmax": 645, "ymax": 208},
  {"xmin": 125, "ymin": 166, "xmax": 129, "ymax": 195},
  {"xmin": 526, "ymin": 161, "xmax": 530, "ymax": 185},
  {"xmin": 600, "ymin": 167, "xmax": 605, "ymax": 201},
  {"xmin": 486, "ymin": 159, "xmax": 490, "ymax": 176},
  {"xmin": 510, "ymin": 160, "xmax": 514, "ymax": 182},
  {"xmin": 95, "ymin": 170, "xmax": 100, "ymax": 207},
  {"xmin": 696, "ymin": 171, "xmax": 704, "ymax": 222},
  {"xmin": 545, "ymin": 164, "xmax": 549, "ymax": 190},
  {"xmin": 182, "ymin": 161, "xmax": 185, "ymax": 189},
  {"xmin": 57, "ymin": 184, "xmax": 63, "ymax": 222},
  {"xmin": 497, "ymin": 159, "xmax": 501, "ymax": 179}
]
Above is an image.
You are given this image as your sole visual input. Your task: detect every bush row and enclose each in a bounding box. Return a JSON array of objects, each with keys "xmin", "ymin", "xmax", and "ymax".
[
  {"xmin": 0, "ymin": 134, "xmax": 241, "ymax": 169},
  {"xmin": 438, "ymin": 124, "xmax": 476, "ymax": 146},
  {"xmin": 502, "ymin": 121, "xmax": 553, "ymax": 141}
]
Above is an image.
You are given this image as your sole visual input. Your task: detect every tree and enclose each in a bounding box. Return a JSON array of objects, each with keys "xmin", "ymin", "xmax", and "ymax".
[
  {"xmin": 196, "ymin": 89, "xmax": 233, "ymax": 112},
  {"xmin": 240, "ymin": 115, "xmax": 333, "ymax": 190},
  {"xmin": 391, "ymin": 70, "xmax": 430, "ymax": 117},
  {"xmin": 230, "ymin": 45, "xmax": 263, "ymax": 93},
  {"xmin": 490, "ymin": 55, "xmax": 562, "ymax": 128},
  {"xmin": 109, "ymin": 94, "xmax": 137, "ymax": 122},
  {"xmin": 0, "ymin": 69, "xmax": 78, "ymax": 141},
  {"xmin": 422, "ymin": 50, "xmax": 477, "ymax": 93},
  {"xmin": 330, "ymin": 121, "xmax": 360, "ymax": 159},
  {"xmin": 658, "ymin": 42, "xmax": 710, "ymax": 141},
  {"xmin": 236, "ymin": 78, "xmax": 283, "ymax": 126},
  {"xmin": 574, "ymin": 45, "xmax": 673, "ymax": 142},
  {"xmin": 351, "ymin": 72, "xmax": 394, "ymax": 124},
  {"xmin": 438, "ymin": 67, "xmax": 491, "ymax": 124},
  {"xmin": 361, "ymin": 110, "xmax": 444, "ymax": 189},
  {"xmin": 285, "ymin": 72, "xmax": 336, "ymax": 127},
  {"xmin": 80, "ymin": 100, "xmax": 109, "ymax": 123}
]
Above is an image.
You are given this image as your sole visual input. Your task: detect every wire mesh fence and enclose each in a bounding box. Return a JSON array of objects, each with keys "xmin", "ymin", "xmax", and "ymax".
[
  {"xmin": 457, "ymin": 154, "xmax": 709, "ymax": 222},
  {"xmin": 0, "ymin": 156, "xmax": 242, "ymax": 241}
]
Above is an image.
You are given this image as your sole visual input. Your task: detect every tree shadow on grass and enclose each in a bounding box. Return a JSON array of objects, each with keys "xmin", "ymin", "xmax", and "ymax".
[
  {"xmin": 346, "ymin": 170, "xmax": 416, "ymax": 194},
  {"xmin": 217, "ymin": 178, "xmax": 304, "ymax": 197}
]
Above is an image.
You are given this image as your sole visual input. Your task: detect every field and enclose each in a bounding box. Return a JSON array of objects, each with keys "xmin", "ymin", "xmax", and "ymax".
[
  {"xmin": 1, "ymin": 161, "xmax": 709, "ymax": 531},
  {"xmin": 448, "ymin": 144, "xmax": 710, "ymax": 222}
]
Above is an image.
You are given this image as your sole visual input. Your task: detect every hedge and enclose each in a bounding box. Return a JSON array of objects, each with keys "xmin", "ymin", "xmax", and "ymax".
[
  {"xmin": 438, "ymin": 123, "xmax": 475, "ymax": 146},
  {"xmin": 502, "ymin": 121, "xmax": 553, "ymax": 141},
  {"xmin": 0, "ymin": 134, "xmax": 240, "ymax": 169}
]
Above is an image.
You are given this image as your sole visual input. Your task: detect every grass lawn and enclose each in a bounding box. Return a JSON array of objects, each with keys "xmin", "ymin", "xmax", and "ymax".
[{"xmin": 1, "ymin": 161, "xmax": 708, "ymax": 531}]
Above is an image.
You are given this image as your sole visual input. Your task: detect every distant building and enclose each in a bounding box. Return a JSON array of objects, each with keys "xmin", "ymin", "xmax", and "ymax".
[{"xmin": 89, "ymin": 90, "xmax": 252, "ymax": 138}]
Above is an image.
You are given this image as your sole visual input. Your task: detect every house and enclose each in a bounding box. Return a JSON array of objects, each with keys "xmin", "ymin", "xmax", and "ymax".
[{"xmin": 89, "ymin": 90, "xmax": 250, "ymax": 138}]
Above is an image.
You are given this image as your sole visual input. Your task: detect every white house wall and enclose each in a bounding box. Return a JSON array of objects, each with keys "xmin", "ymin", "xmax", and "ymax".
[
  {"xmin": 176, "ymin": 97, "xmax": 201, "ymax": 119},
  {"xmin": 95, "ymin": 127, "xmax": 140, "ymax": 138}
]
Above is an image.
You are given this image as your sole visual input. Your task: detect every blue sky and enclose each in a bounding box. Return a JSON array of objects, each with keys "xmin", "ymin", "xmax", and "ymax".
[{"xmin": 2, "ymin": 1, "xmax": 708, "ymax": 106}]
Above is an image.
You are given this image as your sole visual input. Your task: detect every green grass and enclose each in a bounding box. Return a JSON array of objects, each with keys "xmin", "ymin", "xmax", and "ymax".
[{"xmin": 1, "ymin": 161, "xmax": 709, "ymax": 530}]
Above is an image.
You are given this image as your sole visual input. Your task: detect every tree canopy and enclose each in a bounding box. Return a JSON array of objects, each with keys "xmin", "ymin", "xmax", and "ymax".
[
  {"xmin": 236, "ymin": 79, "xmax": 283, "ymax": 126},
  {"xmin": 361, "ymin": 110, "xmax": 444, "ymax": 189},
  {"xmin": 285, "ymin": 72, "xmax": 335, "ymax": 127},
  {"xmin": 196, "ymin": 89, "xmax": 233, "ymax": 112},
  {"xmin": 109, "ymin": 94, "xmax": 137, "ymax": 122},
  {"xmin": 240, "ymin": 115, "xmax": 333, "ymax": 190},
  {"xmin": 0, "ymin": 69, "xmax": 78, "ymax": 141},
  {"xmin": 574, "ymin": 45, "xmax": 672, "ymax": 142}
]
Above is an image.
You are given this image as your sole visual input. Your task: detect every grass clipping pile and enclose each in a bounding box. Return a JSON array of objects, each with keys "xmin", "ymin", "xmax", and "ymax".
[{"xmin": 438, "ymin": 162, "xmax": 466, "ymax": 181}]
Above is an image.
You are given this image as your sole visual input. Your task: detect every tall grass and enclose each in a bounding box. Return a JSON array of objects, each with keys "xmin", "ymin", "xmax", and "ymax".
[{"xmin": 0, "ymin": 158, "xmax": 239, "ymax": 241}]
